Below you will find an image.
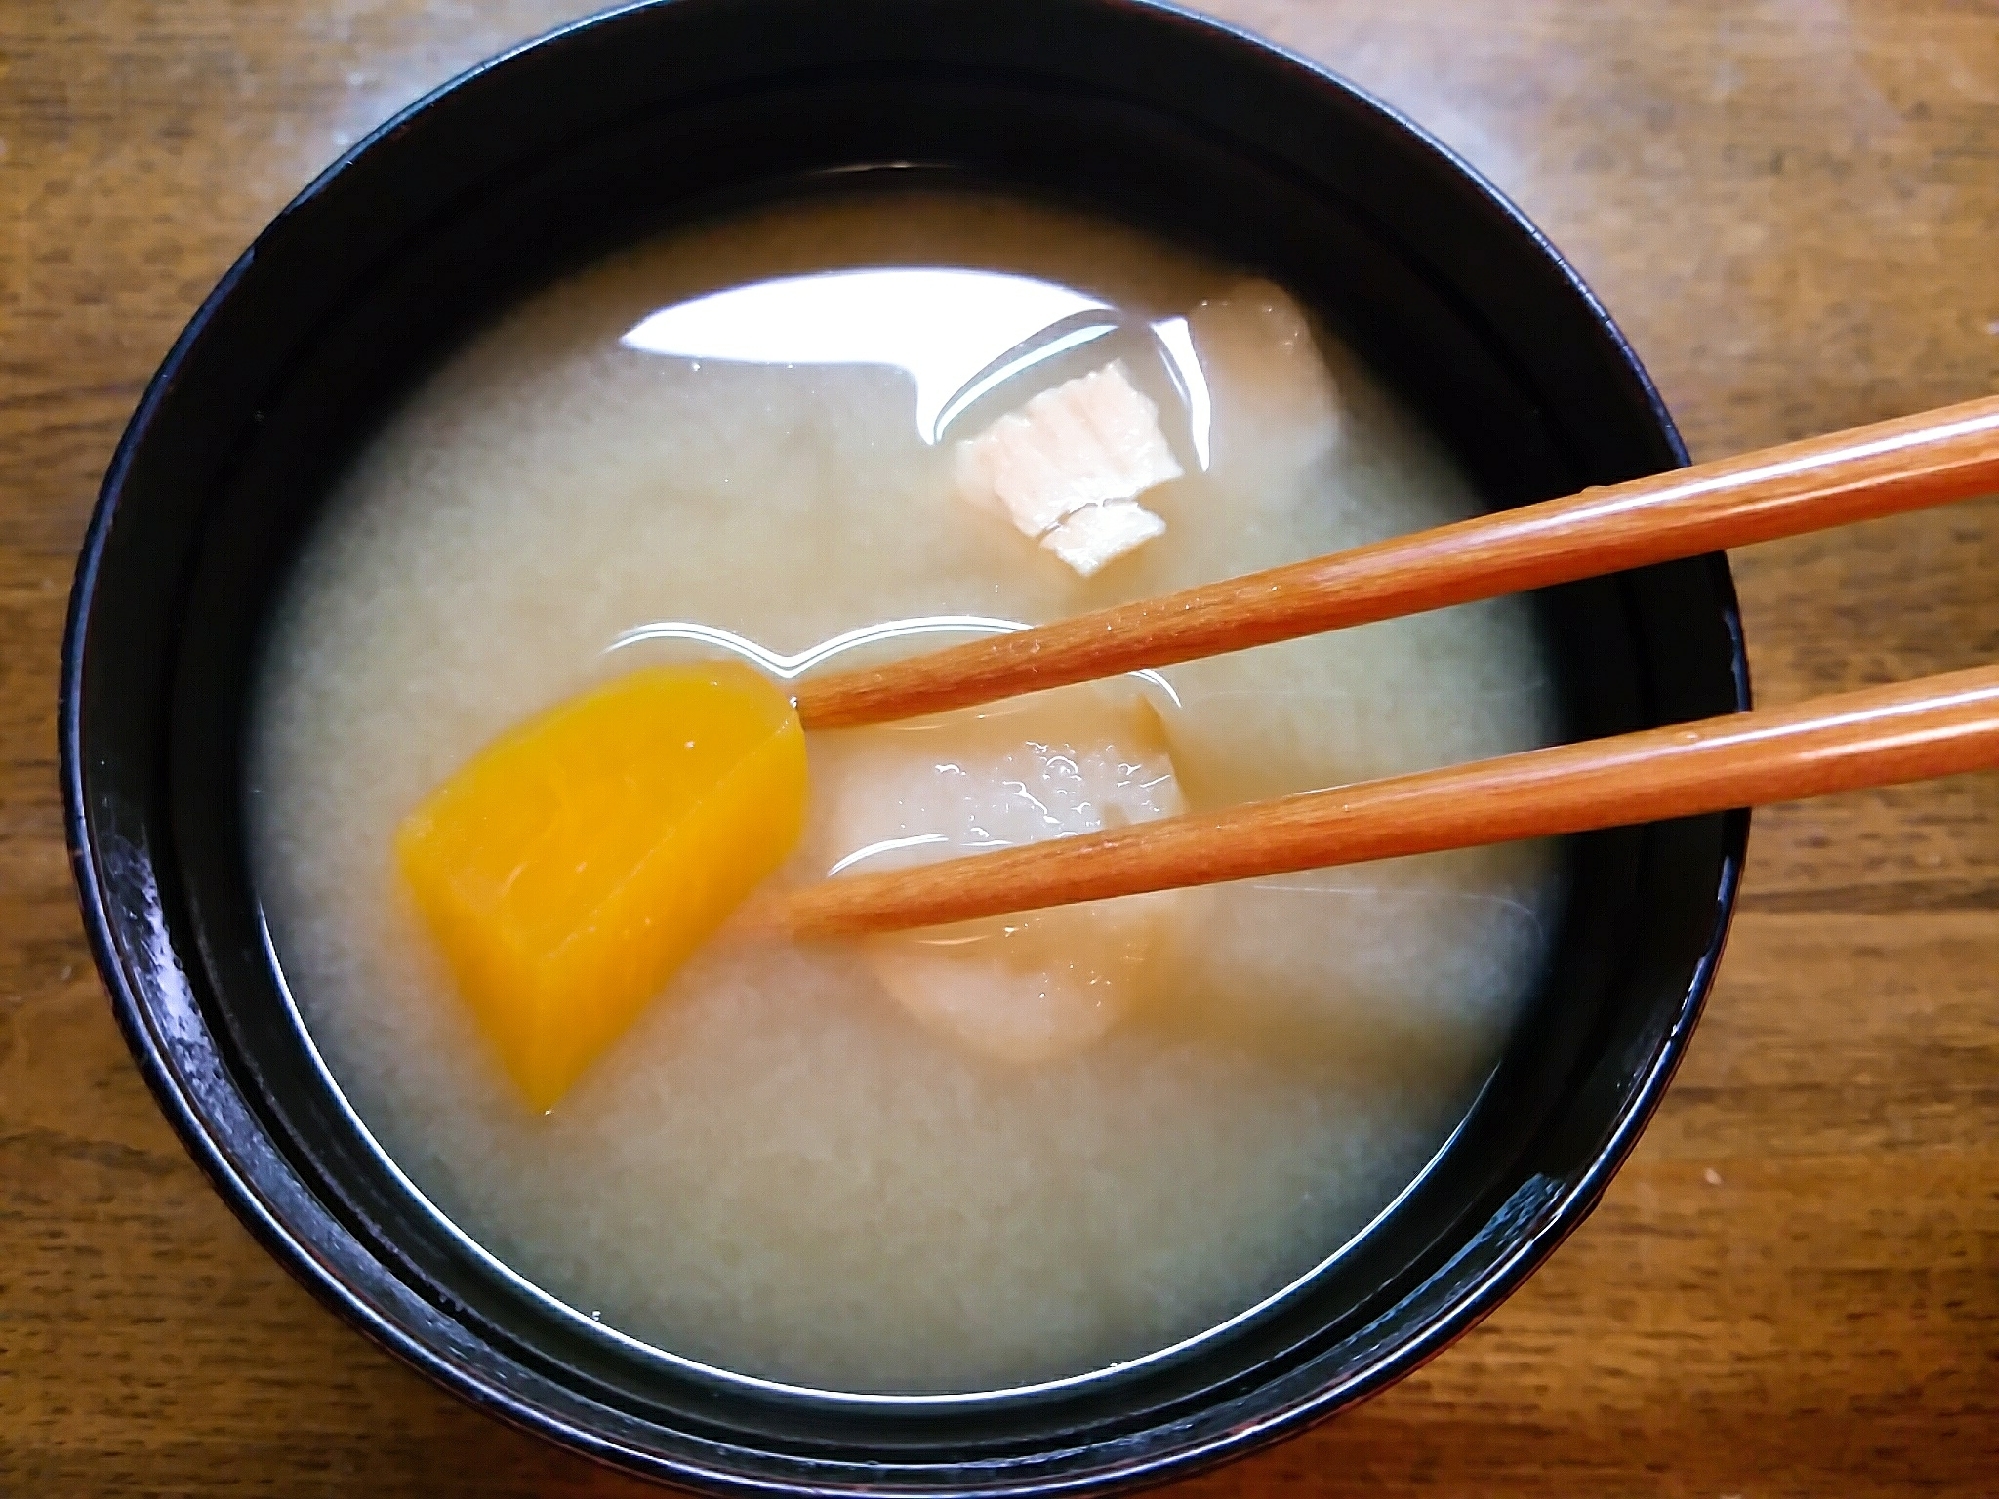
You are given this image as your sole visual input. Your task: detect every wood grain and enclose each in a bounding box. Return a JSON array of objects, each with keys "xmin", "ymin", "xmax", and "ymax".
[
  {"xmin": 796, "ymin": 395, "xmax": 1999, "ymax": 728},
  {"xmin": 784, "ymin": 667, "xmax": 1999, "ymax": 936},
  {"xmin": 1, "ymin": 1, "xmax": 1993, "ymax": 1495}
]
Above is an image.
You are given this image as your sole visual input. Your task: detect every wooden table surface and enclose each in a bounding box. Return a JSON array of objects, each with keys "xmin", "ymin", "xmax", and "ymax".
[{"xmin": 3, "ymin": 1, "xmax": 1994, "ymax": 1493}]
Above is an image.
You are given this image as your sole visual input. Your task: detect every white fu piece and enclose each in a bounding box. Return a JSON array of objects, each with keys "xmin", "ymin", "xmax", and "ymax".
[{"xmin": 952, "ymin": 360, "xmax": 1181, "ymax": 576}]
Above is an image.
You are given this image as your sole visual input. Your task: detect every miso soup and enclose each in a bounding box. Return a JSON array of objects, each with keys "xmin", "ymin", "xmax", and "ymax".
[{"xmin": 248, "ymin": 188, "xmax": 1564, "ymax": 1395}]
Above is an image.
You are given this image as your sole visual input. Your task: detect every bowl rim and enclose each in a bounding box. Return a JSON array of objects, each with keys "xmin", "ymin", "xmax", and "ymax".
[{"xmin": 60, "ymin": 0, "xmax": 1751, "ymax": 1491}]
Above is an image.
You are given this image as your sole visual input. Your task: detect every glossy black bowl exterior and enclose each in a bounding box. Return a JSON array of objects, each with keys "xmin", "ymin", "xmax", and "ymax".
[{"xmin": 61, "ymin": 0, "xmax": 1748, "ymax": 1492}]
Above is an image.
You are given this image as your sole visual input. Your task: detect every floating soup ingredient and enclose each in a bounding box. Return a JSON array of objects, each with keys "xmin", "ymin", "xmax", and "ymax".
[
  {"xmin": 395, "ymin": 661, "xmax": 807, "ymax": 1111},
  {"xmin": 953, "ymin": 360, "xmax": 1180, "ymax": 576},
  {"xmin": 808, "ymin": 684, "xmax": 1189, "ymax": 1063}
]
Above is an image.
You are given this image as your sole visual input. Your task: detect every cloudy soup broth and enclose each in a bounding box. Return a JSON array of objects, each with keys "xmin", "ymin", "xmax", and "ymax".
[{"xmin": 248, "ymin": 189, "xmax": 1565, "ymax": 1395}]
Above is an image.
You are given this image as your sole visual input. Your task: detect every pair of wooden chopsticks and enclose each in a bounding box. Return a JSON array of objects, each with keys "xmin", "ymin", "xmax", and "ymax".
[{"xmin": 778, "ymin": 395, "xmax": 1999, "ymax": 938}]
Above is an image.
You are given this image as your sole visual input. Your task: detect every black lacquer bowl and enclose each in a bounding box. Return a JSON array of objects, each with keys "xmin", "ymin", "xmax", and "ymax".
[{"xmin": 60, "ymin": 0, "xmax": 1748, "ymax": 1491}]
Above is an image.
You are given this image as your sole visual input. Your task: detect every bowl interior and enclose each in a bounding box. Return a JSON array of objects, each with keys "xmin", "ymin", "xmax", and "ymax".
[{"xmin": 66, "ymin": 0, "xmax": 1746, "ymax": 1490}]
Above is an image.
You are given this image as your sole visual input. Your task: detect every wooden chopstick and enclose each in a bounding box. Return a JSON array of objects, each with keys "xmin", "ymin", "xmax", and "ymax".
[
  {"xmin": 794, "ymin": 395, "xmax": 1999, "ymax": 731},
  {"xmin": 779, "ymin": 664, "xmax": 1999, "ymax": 938}
]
